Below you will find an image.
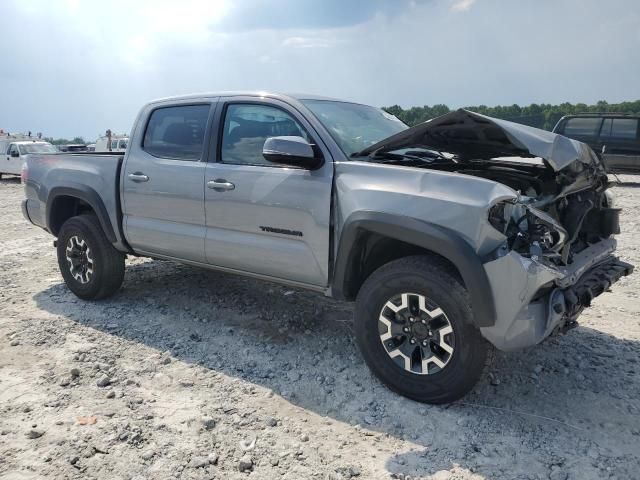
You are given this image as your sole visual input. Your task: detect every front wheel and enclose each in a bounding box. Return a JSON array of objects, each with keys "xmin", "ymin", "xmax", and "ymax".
[
  {"xmin": 354, "ymin": 255, "xmax": 490, "ymax": 404},
  {"xmin": 56, "ymin": 215, "xmax": 125, "ymax": 300}
]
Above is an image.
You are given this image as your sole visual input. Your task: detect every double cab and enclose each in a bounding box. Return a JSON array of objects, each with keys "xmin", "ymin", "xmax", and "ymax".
[{"xmin": 22, "ymin": 92, "xmax": 633, "ymax": 403}]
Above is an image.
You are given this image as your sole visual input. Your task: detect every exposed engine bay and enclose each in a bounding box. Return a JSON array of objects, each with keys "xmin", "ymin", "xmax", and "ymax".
[
  {"xmin": 453, "ymin": 159, "xmax": 618, "ymax": 267},
  {"xmin": 381, "ymin": 155, "xmax": 619, "ymax": 267}
]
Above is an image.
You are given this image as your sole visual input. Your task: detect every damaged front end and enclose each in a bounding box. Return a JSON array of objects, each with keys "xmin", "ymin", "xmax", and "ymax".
[
  {"xmin": 478, "ymin": 150, "xmax": 632, "ymax": 349},
  {"xmin": 359, "ymin": 109, "xmax": 634, "ymax": 350},
  {"xmin": 482, "ymin": 191, "xmax": 632, "ymax": 350}
]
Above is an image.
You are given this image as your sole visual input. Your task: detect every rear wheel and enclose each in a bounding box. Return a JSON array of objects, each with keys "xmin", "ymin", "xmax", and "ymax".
[
  {"xmin": 56, "ymin": 215, "xmax": 125, "ymax": 300},
  {"xmin": 354, "ymin": 255, "xmax": 490, "ymax": 404}
]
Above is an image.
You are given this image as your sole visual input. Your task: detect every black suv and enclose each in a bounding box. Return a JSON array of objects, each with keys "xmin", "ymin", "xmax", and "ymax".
[{"xmin": 553, "ymin": 114, "xmax": 640, "ymax": 172}]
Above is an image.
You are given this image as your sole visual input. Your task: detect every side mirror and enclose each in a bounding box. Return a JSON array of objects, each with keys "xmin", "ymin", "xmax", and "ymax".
[
  {"xmin": 262, "ymin": 136, "xmax": 323, "ymax": 170},
  {"xmin": 10, "ymin": 150, "xmax": 19, "ymax": 158}
]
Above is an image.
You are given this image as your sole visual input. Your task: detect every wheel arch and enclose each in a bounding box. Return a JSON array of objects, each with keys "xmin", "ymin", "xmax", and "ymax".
[
  {"xmin": 331, "ymin": 211, "xmax": 496, "ymax": 327},
  {"xmin": 46, "ymin": 185, "xmax": 117, "ymax": 243}
]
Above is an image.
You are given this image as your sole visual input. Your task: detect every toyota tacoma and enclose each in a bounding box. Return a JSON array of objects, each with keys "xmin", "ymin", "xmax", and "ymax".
[{"xmin": 22, "ymin": 92, "xmax": 633, "ymax": 403}]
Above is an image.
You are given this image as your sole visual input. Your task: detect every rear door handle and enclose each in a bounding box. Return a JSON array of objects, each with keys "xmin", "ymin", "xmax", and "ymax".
[
  {"xmin": 207, "ymin": 179, "xmax": 235, "ymax": 191},
  {"xmin": 128, "ymin": 172, "xmax": 149, "ymax": 183}
]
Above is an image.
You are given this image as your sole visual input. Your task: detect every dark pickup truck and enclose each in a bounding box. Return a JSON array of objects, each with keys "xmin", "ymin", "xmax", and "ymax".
[{"xmin": 553, "ymin": 114, "xmax": 640, "ymax": 172}]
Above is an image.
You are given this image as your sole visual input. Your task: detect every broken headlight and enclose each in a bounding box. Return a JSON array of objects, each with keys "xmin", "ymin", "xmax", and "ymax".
[
  {"xmin": 523, "ymin": 206, "xmax": 568, "ymax": 253},
  {"xmin": 488, "ymin": 202, "xmax": 508, "ymax": 234},
  {"xmin": 488, "ymin": 200, "xmax": 568, "ymax": 258},
  {"xmin": 488, "ymin": 200, "xmax": 525, "ymax": 236}
]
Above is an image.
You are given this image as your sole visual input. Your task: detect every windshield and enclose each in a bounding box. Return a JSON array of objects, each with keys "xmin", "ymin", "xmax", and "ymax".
[
  {"xmin": 18, "ymin": 143, "xmax": 57, "ymax": 155},
  {"xmin": 301, "ymin": 100, "xmax": 407, "ymax": 157}
]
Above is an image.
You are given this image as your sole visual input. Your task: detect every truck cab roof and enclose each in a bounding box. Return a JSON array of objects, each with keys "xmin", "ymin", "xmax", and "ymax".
[
  {"xmin": 558, "ymin": 113, "xmax": 640, "ymax": 119},
  {"xmin": 147, "ymin": 91, "xmax": 355, "ymax": 106}
]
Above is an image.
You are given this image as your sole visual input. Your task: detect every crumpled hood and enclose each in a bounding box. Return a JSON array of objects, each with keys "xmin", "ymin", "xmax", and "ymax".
[{"xmin": 359, "ymin": 109, "xmax": 601, "ymax": 172}]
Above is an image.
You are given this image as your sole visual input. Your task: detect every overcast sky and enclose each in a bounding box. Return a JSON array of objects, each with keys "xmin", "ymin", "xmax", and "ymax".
[{"xmin": 1, "ymin": 0, "xmax": 639, "ymax": 140}]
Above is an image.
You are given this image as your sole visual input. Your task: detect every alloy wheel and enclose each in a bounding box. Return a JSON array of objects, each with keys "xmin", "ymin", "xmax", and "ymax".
[
  {"xmin": 65, "ymin": 235, "xmax": 94, "ymax": 284},
  {"xmin": 378, "ymin": 292, "xmax": 455, "ymax": 375}
]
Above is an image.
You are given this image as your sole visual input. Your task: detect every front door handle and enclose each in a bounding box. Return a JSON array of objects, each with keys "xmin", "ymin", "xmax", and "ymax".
[
  {"xmin": 128, "ymin": 172, "xmax": 149, "ymax": 183},
  {"xmin": 207, "ymin": 179, "xmax": 235, "ymax": 192}
]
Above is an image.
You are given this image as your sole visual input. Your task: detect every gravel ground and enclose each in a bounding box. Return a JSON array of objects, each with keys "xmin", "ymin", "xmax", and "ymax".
[{"xmin": 1, "ymin": 175, "xmax": 639, "ymax": 480}]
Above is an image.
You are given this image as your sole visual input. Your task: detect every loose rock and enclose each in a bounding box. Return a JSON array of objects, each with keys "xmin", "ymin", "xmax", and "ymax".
[
  {"xmin": 96, "ymin": 375, "xmax": 111, "ymax": 387},
  {"xmin": 238, "ymin": 454, "xmax": 253, "ymax": 472},
  {"xmin": 201, "ymin": 417, "xmax": 216, "ymax": 430},
  {"xmin": 239, "ymin": 436, "xmax": 256, "ymax": 451},
  {"xmin": 25, "ymin": 429, "xmax": 44, "ymax": 439},
  {"xmin": 190, "ymin": 456, "xmax": 208, "ymax": 468}
]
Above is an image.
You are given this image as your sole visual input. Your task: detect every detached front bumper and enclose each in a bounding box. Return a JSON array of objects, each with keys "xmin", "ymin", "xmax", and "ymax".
[{"xmin": 480, "ymin": 238, "xmax": 633, "ymax": 351}]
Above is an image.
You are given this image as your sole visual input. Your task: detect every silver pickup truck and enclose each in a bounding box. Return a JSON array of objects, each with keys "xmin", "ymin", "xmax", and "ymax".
[{"xmin": 22, "ymin": 92, "xmax": 633, "ymax": 403}]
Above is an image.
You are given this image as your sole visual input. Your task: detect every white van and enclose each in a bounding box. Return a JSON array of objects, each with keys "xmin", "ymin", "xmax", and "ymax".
[
  {"xmin": 95, "ymin": 135, "xmax": 128, "ymax": 152},
  {"xmin": 0, "ymin": 140, "xmax": 57, "ymax": 178}
]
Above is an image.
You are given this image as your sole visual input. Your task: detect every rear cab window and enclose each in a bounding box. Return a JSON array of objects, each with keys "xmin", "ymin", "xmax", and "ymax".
[{"xmin": 143, "ymin": 104, "xmax": 211, "ymax": 160}]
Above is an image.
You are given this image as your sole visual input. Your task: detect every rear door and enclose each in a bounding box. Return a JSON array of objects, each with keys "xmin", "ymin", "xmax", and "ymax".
[
  {"xmin": 203, "ymin": 96, "xmax": 333, "ymax": 287},
  {"xmin": 599, "ymin": 117, "xmax": 640, "ymax": 171},
  {"xmin": 122, "ymin": 100, "xmax": 217, "ymax": 262},
  {"xmin": 599, "ymin": 117, "xmax": 640, "ymax": 154}
]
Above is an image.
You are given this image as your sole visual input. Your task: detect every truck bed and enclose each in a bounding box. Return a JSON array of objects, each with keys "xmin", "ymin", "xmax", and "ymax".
[{"xmin": 23, "ymin": 152, "xmax": 127, "ymax": 249}]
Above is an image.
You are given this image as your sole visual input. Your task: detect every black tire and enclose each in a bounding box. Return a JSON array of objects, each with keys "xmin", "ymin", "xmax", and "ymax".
[
  {"xmin": 354, "ymin": 255, "xmax": 490, "ymax": 404},
  {"xmin": 56, "ymin": 215, "xmax": 125, "ymax": 300}
]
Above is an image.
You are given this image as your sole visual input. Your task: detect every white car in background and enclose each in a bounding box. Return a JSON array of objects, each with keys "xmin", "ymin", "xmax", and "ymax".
[
  {"xmin": 0, "ymin": 140, "xmax": 57, "ymax": 178},
  {"xmin": 95, "ymin": 135, "xmax": 128, "ymax": 152}
]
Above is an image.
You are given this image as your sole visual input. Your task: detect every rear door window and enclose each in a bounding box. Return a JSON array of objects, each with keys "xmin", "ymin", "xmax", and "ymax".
[
  {"xmin": 609, "ymin": 118, "xmax": 638, "ymax": 139},
  {"xmin": 563, "ymin": 117, "xmax": 602, "ymax": 137},
  {"xmin": 143, "ymin": 104, "xmax": 210, "ymax": 160}
]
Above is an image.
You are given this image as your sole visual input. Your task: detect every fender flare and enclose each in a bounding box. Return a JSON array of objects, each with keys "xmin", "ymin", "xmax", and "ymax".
[
  {"xmin": 46, "ymin": 184, "xmax": 117, "ymax": 243},
  {"xmin": 331, "ymin": 211, "xmax": 496, "ymax": 327}
]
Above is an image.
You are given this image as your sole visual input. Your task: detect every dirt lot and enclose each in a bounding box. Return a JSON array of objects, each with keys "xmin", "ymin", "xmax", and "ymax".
[{"xmin": 0, "ymin": 175, "xmax": 639, "ymax": 480}]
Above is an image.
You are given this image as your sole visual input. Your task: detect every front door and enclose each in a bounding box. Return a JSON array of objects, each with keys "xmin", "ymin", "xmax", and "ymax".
[
  {"xmin": 122, "ymin": 102, "xmax": 215, "ymax": 263},
  {"xmin": 204, "ymin": 98, "xmax": 333, "ymax": 287},
  {"xmin": 5, "ymin": 143, "xmax": 22, "ymax": 175}
]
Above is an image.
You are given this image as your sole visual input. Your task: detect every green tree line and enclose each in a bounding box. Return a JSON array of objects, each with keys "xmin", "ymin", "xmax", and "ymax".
[{"xmin": 383, "ymin": 100, "xmax": 640, "ymax": 130}]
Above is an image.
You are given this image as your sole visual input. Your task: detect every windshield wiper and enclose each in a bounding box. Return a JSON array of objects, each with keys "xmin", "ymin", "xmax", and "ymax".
[{"xmin": 358, "ymin": 148, "xmax": 454, "ymax": 165}]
